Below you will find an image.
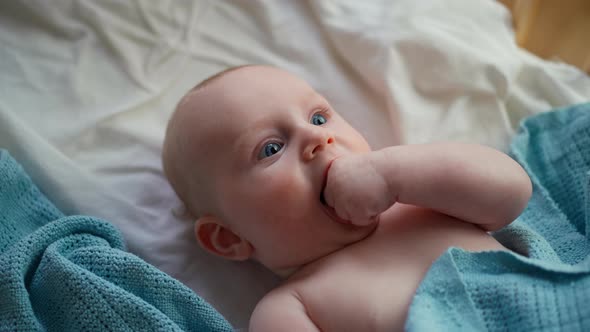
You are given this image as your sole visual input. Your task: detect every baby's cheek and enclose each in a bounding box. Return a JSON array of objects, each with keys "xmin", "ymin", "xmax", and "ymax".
[
  {"xmin": 254, "ymin": 174, "xmax": 298, "ymax": 205},
  {"xmin": 255, "ymin": 172, "xmax": 310, "ymax": 210}
]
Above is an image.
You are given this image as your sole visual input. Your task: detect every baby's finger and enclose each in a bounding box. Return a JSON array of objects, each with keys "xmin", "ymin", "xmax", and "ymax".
[
  {"xmin": 334, "ymin": 205, "xmax": 351, "ymax": 223},
  {"xmin": 350, "ymin": 217, "xmax": 371, "ymax": 227},
  {"xmin": 347, "ymin": 209, "xmax": 366, "ymax": 226},
  {"xmin": 350, "ymin": 213, "xmax": 378, "ymax": 227}
]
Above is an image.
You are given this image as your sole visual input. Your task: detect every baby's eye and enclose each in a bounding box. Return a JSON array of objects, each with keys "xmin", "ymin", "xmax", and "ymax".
[
  {"xmin": 258, "ymin": 142, "xmax": 284, "ymax": 159},
  {"xmin": 311, "ymin": 112, "xmax": 327, "ymax": 126}
]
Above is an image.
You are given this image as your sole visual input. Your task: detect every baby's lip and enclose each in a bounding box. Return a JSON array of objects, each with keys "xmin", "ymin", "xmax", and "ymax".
[
  {"xmin": 321, "ymin": 159, "xmax": 335, "ymax": 194},
  {"xmin": 320, "ymin": 158, "xmax": 337, "ymax": 204},
  {"xmin": 321, "ymin": 199, "xmax": 352, "ymax": 225}
]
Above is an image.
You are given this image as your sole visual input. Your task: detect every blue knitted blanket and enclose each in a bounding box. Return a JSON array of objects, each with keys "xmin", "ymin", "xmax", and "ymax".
[
  {"xmin": 406, "ymin": 103, "xmax": 590, "ymax": 331},
  {"xmin": 0, "ymin": 151, "xmax": 233, "ymax": 331}
]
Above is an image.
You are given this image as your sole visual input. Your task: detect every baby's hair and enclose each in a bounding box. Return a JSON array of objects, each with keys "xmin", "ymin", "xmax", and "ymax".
[
  {"xmin": 195, "ymin": 64, "xmax": 256, "ymax": 90},
  {"xmin": 179, "ymin": 64, "xmax": 258, "ymax": 107},
  {"xmin": 164, "ymin": 64, "xmax": 259, "ymax": 220},
  {"xmin": 171, "ymin": 202, "xmax": 193, "ymax": 220}
]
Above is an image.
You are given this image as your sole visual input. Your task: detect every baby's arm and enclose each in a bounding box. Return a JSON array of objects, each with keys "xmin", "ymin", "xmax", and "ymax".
[
  {"xmin": 250, "ymin": 289, "xmax": 319, "ymax": 332},
  {"xmin": 325, "ymin": 143, "xmax": 532, "ymax": 231}
]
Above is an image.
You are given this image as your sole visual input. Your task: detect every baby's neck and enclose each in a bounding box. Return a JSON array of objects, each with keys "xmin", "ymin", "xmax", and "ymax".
[
  {"xmin": 269, "ymin": 252, "xmax": 340, "ymax": 281},
  {"xmin": 268, "ymin": 258, "xmax": 324, "ymax": 280},
  {"xmin": 273, "ymin": 266, "xmax": 300, "ymax": 279}
]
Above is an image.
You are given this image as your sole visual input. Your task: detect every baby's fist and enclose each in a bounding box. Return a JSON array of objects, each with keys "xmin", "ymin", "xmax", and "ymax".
[{"xmin": 323, "ymin": 153, "xmax": 395, "ymax": 226}]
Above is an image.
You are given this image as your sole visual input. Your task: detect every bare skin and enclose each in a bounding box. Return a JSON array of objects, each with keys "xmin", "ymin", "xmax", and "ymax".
[
  {"xmin": 162, "ymin": 65, "xmax": 532, "ymax": 331},
  {"xmin": 250, "ymin": 205, "xmax": 508, "ymax": 331}
]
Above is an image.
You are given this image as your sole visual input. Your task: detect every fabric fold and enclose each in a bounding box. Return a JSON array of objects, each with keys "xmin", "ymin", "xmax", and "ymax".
[
  {"xmin": 0, "ymin": 149, "xmax": 232, "ymax": 331},
  {"xmin": 407, "ymin": 103, "xmax": 590, "ymax": 331}
]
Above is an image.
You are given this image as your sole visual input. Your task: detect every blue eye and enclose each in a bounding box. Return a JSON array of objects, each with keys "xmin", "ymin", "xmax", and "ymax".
[
  {"xmin": 259, "ymin": 142, "xmax": 283, "ymax": 159},
  {"xmin": 311, "ymin": 113, "xmax": 327, "ymax": 126}
]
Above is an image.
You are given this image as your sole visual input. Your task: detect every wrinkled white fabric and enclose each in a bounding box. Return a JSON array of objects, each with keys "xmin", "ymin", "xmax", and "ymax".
[{"xmin": 1, "ymin": 0, "xmax": 588, "ymax": 328}]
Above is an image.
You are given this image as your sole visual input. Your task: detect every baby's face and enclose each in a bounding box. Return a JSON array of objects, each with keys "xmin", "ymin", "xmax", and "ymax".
[{"xmin": 183, "ymin": 66, "xmax": 375, "ymax": 272}]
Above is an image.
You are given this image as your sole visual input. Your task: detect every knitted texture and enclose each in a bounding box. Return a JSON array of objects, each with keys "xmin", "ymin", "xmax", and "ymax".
[
  {"xmin": 0, "ymin": 150, "xmax": 233, "ymax": 331},
  {"xmin": 406, "ymin": 103, "xmax": 590, "ymax": 331}
]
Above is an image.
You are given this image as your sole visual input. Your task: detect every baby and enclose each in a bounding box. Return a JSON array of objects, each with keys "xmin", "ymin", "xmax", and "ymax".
[{"xmin": 162, "ymin": 65, "xmax": 532, "ymax": 331}]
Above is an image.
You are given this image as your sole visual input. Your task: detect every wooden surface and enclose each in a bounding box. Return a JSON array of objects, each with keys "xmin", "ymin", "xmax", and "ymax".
[{"xmin": 499, "ymin": 0, "xmax": 590, "ymax": 73}]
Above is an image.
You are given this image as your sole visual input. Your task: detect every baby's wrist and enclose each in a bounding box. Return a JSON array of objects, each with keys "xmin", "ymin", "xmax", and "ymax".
[{"xmin": 369, "ymin": 148, "xmax": 401, "ymax": 199}]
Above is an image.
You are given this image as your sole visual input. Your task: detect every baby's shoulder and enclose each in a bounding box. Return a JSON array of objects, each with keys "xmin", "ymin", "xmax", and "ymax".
[{"xmin": 249, "ymin": 282, "xmax": 317, "ymax": 331}]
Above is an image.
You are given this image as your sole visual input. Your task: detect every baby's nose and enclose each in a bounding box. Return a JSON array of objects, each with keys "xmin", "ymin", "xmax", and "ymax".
[{"xmin": 303, "ymin": 130, "xmax": 335, "ymax": 161}]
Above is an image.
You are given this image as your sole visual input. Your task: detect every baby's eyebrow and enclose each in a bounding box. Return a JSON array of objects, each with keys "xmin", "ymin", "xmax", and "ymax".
[
  {"xmin": 300, "ymin": 89, "xmax": 322, "ymax": 107},
  {"xmin": 232, "ymin": 119, "xmax": 274, "ymax": 157},
  {"xmin": 304, "ymin": 92, "xmax": 330, "ymax": 111}
]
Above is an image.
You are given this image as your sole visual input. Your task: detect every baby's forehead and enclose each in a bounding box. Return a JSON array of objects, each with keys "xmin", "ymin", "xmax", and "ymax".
[
  {"xmin": 189, "ymin": 69, "xmax": 315, "ymax": 117},
  {"xmin": 180, "ymin": 96, "xmax": 246, "ymax": 157},
  {"xmin": 180, "ymin": 65, "xmax": 323, "ymax": 149}
]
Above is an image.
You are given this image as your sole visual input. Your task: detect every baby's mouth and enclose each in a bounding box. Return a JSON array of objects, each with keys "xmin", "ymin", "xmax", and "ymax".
[
  {"xmin": 320, "ymin": 193, "xmax": 352, "ymax": 225},
  {"xmin": 320, "ymin": 191, "xmax": 325, "ymax": 204},
  {"xmin": 320, "ymin": 190, "xmax": 349, "ymax": 225},
  {"xmin": 320, "ymin": 160, "xmax": 351, "ymax": 225},
  {"xmin": 320, "ymin": 190, "xmax": 328, "ymax": 206},
  {"xmin": 319, "ymin": 160, "xmax": 331, "ymax": 206}
]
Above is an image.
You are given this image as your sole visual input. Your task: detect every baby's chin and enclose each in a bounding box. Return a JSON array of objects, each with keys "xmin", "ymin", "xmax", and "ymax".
[{"xmin": 282, "ymin": 228, "xmax": 378, "ymax": 277}]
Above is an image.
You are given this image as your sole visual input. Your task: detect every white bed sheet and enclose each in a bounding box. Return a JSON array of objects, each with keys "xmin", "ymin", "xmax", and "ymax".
[{"xmin": 1, "ymin": 0, "xmax": 589, "ymax": 328}]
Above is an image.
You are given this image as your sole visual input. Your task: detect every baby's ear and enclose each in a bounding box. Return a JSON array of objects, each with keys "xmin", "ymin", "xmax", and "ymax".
[{"xmin": 194, "ymin": 215, "xmax": 253, "ymax": 261}]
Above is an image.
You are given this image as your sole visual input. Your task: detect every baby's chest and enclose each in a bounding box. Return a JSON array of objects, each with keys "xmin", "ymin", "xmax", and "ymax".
[
  {"xmin": 296, "ymin": 209, "xmax": 503, "ymax": 331},
  {"xmin": 297, "ymin": 256, "xmax": 424, "ymax": 332},
  {"xmin": 294, "ymin": 206, "xmax": 504, "ymax": 331}
]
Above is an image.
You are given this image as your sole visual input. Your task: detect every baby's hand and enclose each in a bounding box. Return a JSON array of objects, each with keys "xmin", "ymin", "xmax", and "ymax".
[{"xmin": 323, "ymin": 153, "xmax": 396, "ymax": 226}]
